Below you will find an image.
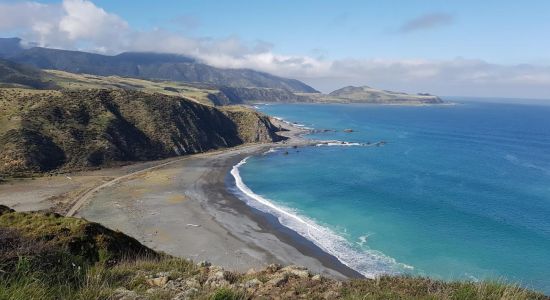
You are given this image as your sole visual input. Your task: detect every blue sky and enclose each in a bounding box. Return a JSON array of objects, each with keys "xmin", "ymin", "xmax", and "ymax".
[
  {"xmin": 1, "ymin": 0, "xmax": 550, "ymax": 98},
  {"xmin": 66, "ymin": 0, "xmax": 550, "ymax": 64}
]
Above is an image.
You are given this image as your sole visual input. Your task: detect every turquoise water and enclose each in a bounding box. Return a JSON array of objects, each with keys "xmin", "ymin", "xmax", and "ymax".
[{"xmin": 231, "ymin": 101, "xmax": 550, "ymax": 293}]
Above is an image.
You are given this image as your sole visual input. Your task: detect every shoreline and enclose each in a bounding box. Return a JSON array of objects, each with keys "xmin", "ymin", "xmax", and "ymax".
[
  {"xmin": 73, "ymin": 117, "xmax": 363, "ymax": 279},
  {"xmin": 0, "ymin": 115, "xmax": 366, "ymax": 279}
]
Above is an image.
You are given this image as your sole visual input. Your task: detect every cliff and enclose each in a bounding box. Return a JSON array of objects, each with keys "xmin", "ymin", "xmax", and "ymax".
[
  {"xmin": 0, "ymin": 205, "xmax": 545, "ymax": 300},
  {"xmin": 0, "ymin": 88, "xmax": 283, "ymax": 176},
  {"xmin": 219, "ymin": 87, "xmax": 312, "ymax": 103}
]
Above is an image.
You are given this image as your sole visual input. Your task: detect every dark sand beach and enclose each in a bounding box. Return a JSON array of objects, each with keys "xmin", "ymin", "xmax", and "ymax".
[{"xmin": 0, "ymin": 118, "xmax": 362, "ymax": 279}]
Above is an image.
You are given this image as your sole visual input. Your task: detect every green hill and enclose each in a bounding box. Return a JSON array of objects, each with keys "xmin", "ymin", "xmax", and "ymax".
[
  {"xmin": 0, "ymin": 88, "xmax": 282, "ymax": 177},
  {"xmin": 325, "ymin": 85, "xmax": 443, "ymax": 104},
  {"xmin": 0, "ymin": 59, "xmax": 56, "ymax": 89}
]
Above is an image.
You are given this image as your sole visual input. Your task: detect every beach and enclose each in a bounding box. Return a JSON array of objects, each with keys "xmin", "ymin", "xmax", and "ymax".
[{"xmin": 0, "ymin": 117, "xmax": 361, "ymax": 280}]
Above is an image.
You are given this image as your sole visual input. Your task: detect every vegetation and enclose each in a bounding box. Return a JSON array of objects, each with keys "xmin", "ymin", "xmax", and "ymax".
[
  {"xmin": 44, "ymin": 70, "xmax": 224, "ymax": 106},
  {"xmin": 0, "ymin": 205, "xmax": 546, "ymax": 300},
  {"xmin": 218, "ymin": 86, "xmax": 310, "ymax": 103},
  {"xmin": 310, "ymin": 85, "xmax": 444, "ymax": 104},
  {"xmin": 1, "ymin": 41, "xmax": 317, "ymax": 93},
  {"xmin": 0, "ymin": 59, "xmax": 56, "ymax": 89},
  {"xmin": 0, "ymin": 88, "xmax": 282, "ymax": 177}
]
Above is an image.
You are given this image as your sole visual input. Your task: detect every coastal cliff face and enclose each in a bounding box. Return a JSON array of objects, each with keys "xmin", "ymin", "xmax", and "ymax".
[
  {"xmin": 219, "ymin": 87, "xmax": 312, "ymax": 103},
  {"xmin": 221, "ymin": 106, "xmax": 283, "ymax": 143},
  {"xmin": 0, "ymin": 88, "xmax": 282, "ymax": 176},
  {"xmin": 0, "ymin": 205, "xmax": 545, "ymax": 300}
]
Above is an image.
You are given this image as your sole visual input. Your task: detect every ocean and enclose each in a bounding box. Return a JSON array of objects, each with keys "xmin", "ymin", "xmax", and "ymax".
[{"xmin": 229, "ymin": 100, "xmax": 550, "ymax": 293}]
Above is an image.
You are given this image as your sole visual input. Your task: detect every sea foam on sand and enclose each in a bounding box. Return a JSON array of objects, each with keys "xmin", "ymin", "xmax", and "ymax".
[{"xmin": 230, "ymin": 157, "xmax": 413, "ymax": 278}]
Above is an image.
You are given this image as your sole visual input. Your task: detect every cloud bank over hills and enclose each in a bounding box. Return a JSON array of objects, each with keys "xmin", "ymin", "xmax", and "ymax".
[{"xmin": 0, "ymin": 0, "xmax": 549, "ymax": 98}]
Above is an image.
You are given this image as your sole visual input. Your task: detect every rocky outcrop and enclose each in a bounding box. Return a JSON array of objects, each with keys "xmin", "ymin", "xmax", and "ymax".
[
  {"xmin": 221, "ymin": 106, "xmax": 283, "ymax": 143},
  {"xmin": 0, "ymin": 89, "xmax": 283, "ymax": 176}
]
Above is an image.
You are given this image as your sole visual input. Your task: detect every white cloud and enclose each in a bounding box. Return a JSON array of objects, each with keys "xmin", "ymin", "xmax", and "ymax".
[
  {"xmin": 0, "ymin": 1, "xmax": 549, "ymax": 99},
  {"xmin": 59, "ymin": 0, "xmax": 128, "ymax": 41}
]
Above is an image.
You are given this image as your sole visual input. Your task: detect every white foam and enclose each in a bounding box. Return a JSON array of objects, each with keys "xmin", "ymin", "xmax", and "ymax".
[
  {"xmin": 263, "ymin": 148, "xmax": 279, "ymax": 155},
  {"xmin": 230, "ymin": 158, "xmax": 412, "ymax": 277},
  {"xmin": 316, "ymin": 140, "xmax": 366, "ymax": 147},
  {"xmin": 505, "ymin": 154, "xmax": 550, "ymax": 175},
  {"xmin": 272, "ymin": 116, "xmax": 314, "ymax": 130}
]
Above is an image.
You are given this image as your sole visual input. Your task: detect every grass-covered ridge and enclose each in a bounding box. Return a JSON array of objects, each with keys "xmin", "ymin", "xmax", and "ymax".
[
  {"xmin": 0, "ymin": 205, "xmax": 546, "ymax": 300},
  {"xmin": 0, "ymin": 59, "xmax": 56, "ymax": 90},
  {"xmin": 0, "ymin": 88, "xmax": 282, "ymax": 177}
]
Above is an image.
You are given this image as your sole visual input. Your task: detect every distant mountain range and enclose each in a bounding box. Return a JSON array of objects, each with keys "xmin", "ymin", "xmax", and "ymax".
[
  {"xmin": 0, "ymin": 38, "xmax": 317, "ymax": 93},
  {"xmin": 0, "ymin": 37, "xmax": 444, "ymax": 105}
]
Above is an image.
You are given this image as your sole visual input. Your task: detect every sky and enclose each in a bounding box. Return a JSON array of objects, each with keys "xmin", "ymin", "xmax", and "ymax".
[{"xmin": 1, "ymin": 0, "xmax": 550, "ymax": 98}]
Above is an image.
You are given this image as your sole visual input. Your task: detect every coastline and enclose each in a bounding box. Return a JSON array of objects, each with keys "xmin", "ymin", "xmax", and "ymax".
[{"xmin": 74, "ymin": 117, "xmax": 363, "ymax": 279}]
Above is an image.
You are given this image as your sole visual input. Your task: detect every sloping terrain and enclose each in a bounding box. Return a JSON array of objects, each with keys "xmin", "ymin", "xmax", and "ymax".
[
  {"xmin": 219, "ymin": 86, "xmax": 311, "ymax": 103},
  {"xmin": 0, "ymin": 59, "xmax": 56, "ymax": 89},
  {"xmin": 323, "ymin": 85, "xmax": 443, "ymax": 104},
  {"xmin": 0, "ymin": 39, "xmax": 317, "ymax": 93},
  {"xmin": 45, "ymin": 69, "xmax": 227, "ymax": 106},
  {"xmin": 0, "ymin": 205, "xmax": 546, "ymax": 300},
  {"xmin": 0, "ymin": 88, "xmax": 282, "ymax": 176},
  {"xmin": 44, "ymin": 70, "xmax": 309, "ymax": 105}
]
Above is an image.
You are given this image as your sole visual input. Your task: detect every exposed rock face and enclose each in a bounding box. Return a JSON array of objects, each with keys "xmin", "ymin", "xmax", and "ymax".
[
  {"xmin": 221, "ymin": 106, "xmax": 283, "ymax": 144},
  {"xmin": 218, "ymin": 87, "xmax": 312, "ymax": 103},
  {"xmin": 0, "ymin": 89, "xmax": 283, "ymax": 176}
]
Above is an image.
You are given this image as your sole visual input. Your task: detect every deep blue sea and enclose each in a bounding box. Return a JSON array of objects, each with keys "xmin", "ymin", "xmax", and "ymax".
[{"xmin": 230, "ymin": 100, "xmax": 550, "ymax": 293}]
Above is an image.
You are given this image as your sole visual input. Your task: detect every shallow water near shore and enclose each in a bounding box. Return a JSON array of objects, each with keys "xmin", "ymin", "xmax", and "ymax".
[{"xmin": 232, "ymin": 101, "xmax": 550, "ymax": 293}]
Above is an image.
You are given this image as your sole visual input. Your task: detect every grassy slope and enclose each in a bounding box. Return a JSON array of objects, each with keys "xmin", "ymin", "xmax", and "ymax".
[
  {"xmin": 8, "ymin": 46, "xmax": 318, "ymax": 93},
  {"xmin": 0, "ymin": 205, "xmax": 546, "ymax": 300},
  {"xmin": 0, "ymin": 88, "xmax": 281, "ymax": 177},
  {"xmin": 321, "ymin": 86, "xmax": 442, "ymax": 104},
  {"xmin": 47, "ymin": 70, "xmax": 310, "ymax": 105},
  {"xmin": 45, "ymin": 70, "xmax": 222, "ymax": 106},
  {"xmin": 0, "ymin": 59, "xmax": 56, "ymax": 89}
]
